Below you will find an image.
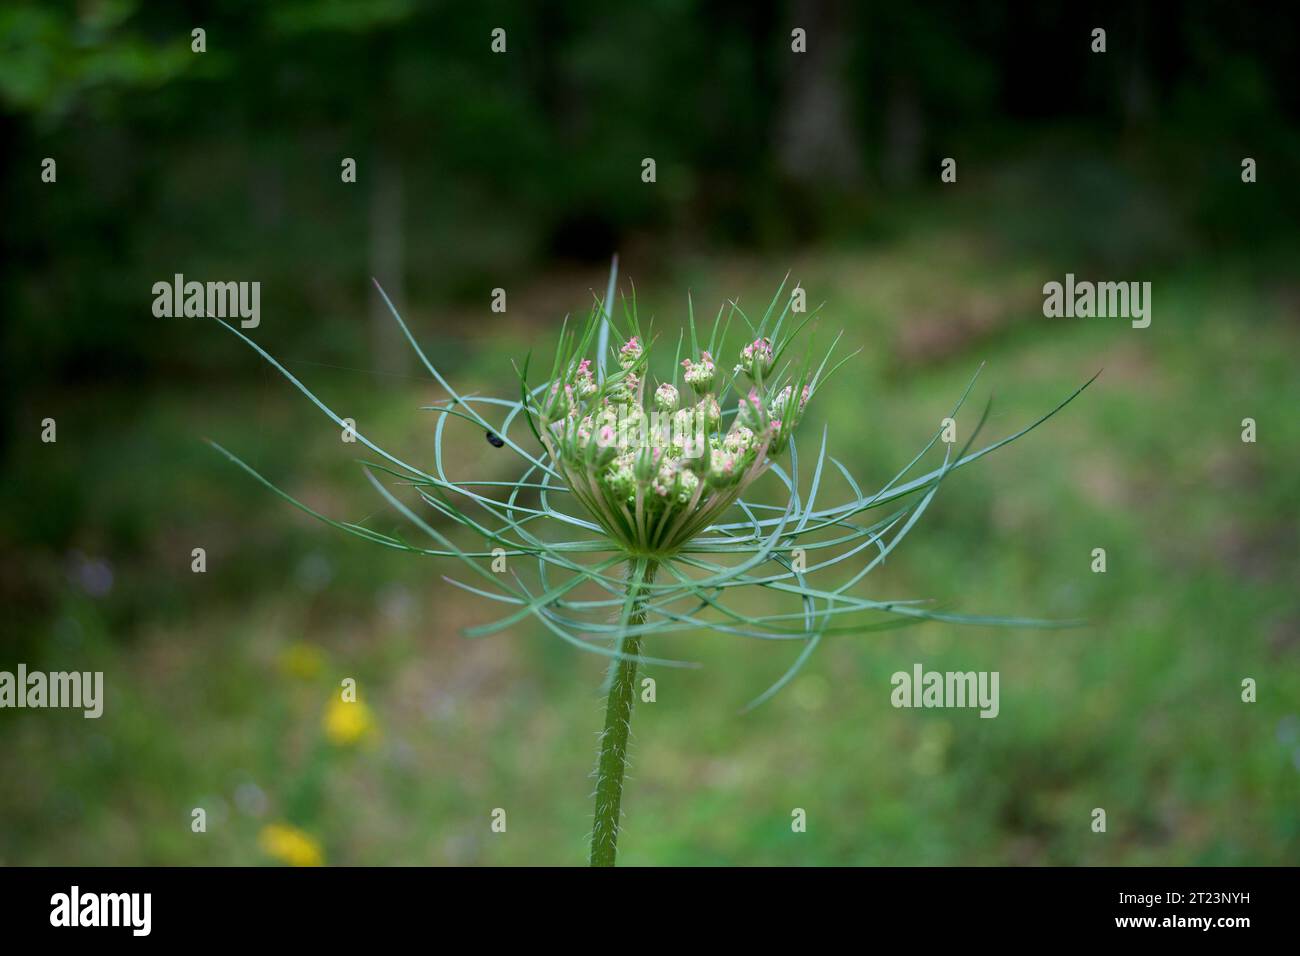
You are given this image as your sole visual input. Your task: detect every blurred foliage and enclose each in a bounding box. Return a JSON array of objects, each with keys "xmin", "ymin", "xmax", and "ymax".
[
  {"xmin": 0, "ymin": 1, "xmax": 1297, "ymax": 865},
  {"xmin": 3, "ymin": 1, "xmax": 1298, "ymax": 391}
]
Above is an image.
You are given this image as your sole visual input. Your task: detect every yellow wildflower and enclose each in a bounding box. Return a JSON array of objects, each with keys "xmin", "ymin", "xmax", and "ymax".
[
  {"xmin": 324, "ymin": 695, "xmax": 377, "ymax": 746},
  {"xmin": 258, "ymin": 823, "xmax": 324, "ymax": 867}
]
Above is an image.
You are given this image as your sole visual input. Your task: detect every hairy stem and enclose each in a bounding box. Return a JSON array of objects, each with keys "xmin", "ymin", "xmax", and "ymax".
[{"xmin": 590, "ymin": 559, "xmax": 658, "ymax": 866}]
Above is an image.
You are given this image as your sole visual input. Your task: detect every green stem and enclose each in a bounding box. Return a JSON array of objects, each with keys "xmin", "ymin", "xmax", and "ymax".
[{"xmin": 590, "ymin": 559, "xmax": 658, "ymax": 867}]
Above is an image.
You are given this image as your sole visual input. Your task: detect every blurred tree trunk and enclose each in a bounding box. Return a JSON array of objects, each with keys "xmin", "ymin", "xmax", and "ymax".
[
  {"xmin": 775, "ymin": 0, "xmax": 861, "ymax": 189},
  {"xmin": 882, "ymin": 77, "xmax": 924, "ymax": 188}
]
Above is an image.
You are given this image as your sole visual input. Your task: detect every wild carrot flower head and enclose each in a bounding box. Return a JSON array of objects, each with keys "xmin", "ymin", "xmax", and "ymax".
[{"xmin": 210, "ymin": 265, "xmax": 1093, "ymax": 709}]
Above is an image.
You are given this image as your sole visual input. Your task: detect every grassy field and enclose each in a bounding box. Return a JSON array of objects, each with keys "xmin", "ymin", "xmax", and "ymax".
[{"xmin": 3, "ymin": 180, "xmax": 1298, "ymax": 866}]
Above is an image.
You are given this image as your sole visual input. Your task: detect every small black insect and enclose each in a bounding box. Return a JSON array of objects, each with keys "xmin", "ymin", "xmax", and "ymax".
[{"xmin": 485, "ymin": 430, "xmax": 505, "ymax": 448}]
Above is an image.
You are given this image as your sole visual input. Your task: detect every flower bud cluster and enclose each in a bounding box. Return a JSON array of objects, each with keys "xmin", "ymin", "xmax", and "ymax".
[{"xmin": 539, "ymin": 336, "xmax": 813, "ymax": 531}]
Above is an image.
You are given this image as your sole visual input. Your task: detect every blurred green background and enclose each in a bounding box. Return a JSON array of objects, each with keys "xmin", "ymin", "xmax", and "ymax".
[{"xmin": 2, "ymin": 0, "xmax": 1298, "ymax": 865}]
